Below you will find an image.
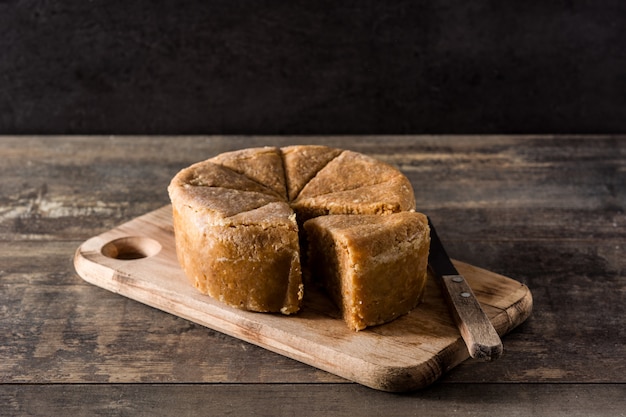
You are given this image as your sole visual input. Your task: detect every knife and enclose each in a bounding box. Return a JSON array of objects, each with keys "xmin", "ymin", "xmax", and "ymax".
[{"xmin": 427, "ymin": 217, "xmax": 503, "ymax": 361}]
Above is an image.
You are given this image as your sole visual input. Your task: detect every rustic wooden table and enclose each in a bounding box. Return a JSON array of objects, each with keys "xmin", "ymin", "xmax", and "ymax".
[{"xmin": 1, "ymin": 136, "xmax": 624, "ymax": 416}]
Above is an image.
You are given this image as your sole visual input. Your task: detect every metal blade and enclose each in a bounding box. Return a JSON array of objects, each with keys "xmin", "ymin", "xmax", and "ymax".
[
  {"xmin": 427, "ymin": 217, "xmax": 459, "ymax": 276},
  {"xmin": 427, "ymin": 217, "xmax": 503, "ymax": 361}
]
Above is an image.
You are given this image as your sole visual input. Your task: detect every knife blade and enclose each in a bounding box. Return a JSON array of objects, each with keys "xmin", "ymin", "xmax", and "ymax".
[{"xmin": 427, "ymin": 217, "xmax": 503, "ymax": 361}]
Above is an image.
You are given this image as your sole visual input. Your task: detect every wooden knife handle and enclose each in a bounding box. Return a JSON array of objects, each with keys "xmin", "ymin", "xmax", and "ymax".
[{"xmin": 440, "ymin": 274, "xmax": 503, "ymax": 361}]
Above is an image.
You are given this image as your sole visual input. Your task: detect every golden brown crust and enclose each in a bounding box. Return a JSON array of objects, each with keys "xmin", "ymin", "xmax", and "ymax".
[
  {"xmin": 209, "ymin": 147, "xmax": 287, "ymax": 200},
  {"xmin": 281, "ymin": 145, "xmax": 343, "ymax": 201},
  {"xmin": 172, "ymin": 159, "xmax": 282, "ymax": 198},
  {"xmin": 168, "ymin": 186, "xmax": 282, "ymax": 219},
  {"xmin": 168, "ymin": 155, "xmax": 302, "ymax": 314},
  {"xmin": 172, "ymin": 200, "xmax": 303, "ymax": 314},
  {"xmin": 296, "ymin": 150, "xmax": 408, "ymax": 198},
  {"xmin": 291, "ymin": 175, "xmax": 416, "ymax": 223}
]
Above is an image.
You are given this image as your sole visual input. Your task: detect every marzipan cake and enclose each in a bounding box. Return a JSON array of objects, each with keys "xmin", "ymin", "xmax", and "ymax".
[{"xmin": 168, "ymin": 146, "xmax": 429, "ymax": 329}]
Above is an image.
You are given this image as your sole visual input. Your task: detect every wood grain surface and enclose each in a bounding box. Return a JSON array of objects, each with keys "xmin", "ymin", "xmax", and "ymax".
[{"xmin": 1, "ymin": 136, "xmax": 625, "ymax": 415}]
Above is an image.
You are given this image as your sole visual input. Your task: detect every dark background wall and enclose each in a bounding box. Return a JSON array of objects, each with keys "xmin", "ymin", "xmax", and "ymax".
[{"xmin": 1, "ymin": 0, "xmax": 624, "ymax": 135}]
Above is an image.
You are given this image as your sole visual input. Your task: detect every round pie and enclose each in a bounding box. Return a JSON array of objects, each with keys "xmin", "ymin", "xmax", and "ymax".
[{"xmin": 168, "ymin": 145, "xmax": 429, "ymax": 330}]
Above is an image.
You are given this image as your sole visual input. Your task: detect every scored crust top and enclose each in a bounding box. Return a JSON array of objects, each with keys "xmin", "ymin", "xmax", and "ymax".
[{"xmin": 168, "ymin": 145, "xmax": 416, "ymax": 220}]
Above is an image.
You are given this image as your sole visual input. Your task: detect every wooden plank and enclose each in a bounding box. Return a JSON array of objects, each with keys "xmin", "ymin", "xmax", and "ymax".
[{"xmin": 2, "ymin": 383, "xmax": 625, "ymax": 417}]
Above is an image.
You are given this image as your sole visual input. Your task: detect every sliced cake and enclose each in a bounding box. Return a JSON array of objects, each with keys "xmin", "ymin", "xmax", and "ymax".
[{"xmin": 168, "ymin": 145, "xmax": 430, "ymax": 328}]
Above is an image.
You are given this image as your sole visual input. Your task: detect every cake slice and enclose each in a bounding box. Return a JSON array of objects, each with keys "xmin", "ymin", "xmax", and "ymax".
[
  {"xmin": 281, "ymin": 145, "xmax": 343, "ymax": 201},
  {"xmin": 210, "ymin": 147, "xmax": 288, "ymax": 200},
  {"xmin": 175, "ymin": 159, "xmax": 283, "ymax": 198},
  {"xmin": 296, "ymin": 150, "xmax": 406, "ymax": 198},
  {"xmin": 168, "ymin": 185, "xmax": 282, "ymax": 219},
  {"xmin": 292, "ymin": 175, "xmax": 416, "ymax": 222},
  {"xmin": 303, "ymin": 212, "xmax": 430, "ymax": 331}
]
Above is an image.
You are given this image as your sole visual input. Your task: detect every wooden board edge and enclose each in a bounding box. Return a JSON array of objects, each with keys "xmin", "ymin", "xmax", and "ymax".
[{"xmin": 71, "ymin": 206, "xmax": 534, "ymax": 392}]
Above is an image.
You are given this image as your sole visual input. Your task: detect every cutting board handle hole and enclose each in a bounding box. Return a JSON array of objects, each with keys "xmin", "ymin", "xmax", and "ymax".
[{"xmin": 101, "ymin": 236, "xmax": 162, "ymax": 260}]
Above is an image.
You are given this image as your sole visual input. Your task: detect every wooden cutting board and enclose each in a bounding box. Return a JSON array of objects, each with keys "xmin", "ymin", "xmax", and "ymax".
[{"xmin": 74, "ymin": 205, "xmax": 532, "ymax": 392}]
